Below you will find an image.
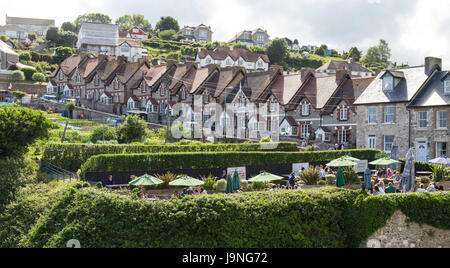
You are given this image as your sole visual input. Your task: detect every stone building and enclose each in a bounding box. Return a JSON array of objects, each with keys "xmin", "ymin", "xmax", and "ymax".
[
  {"xmin": 4, "ymin": 15, "xmax": 54, "ymax": 38},
  {"xmin": 229, "ymin": 28, "xmax": 270, "ymax": 47},
  {"xmin": 196, "ymin": 46, "xmax": 270, "ymax": 71},
  {"xmin": 178, "ymin": 24, "xmax": 213, "ymax": 43},
  {"xmin": 0, "ymin": 40, "xmax": 18, "ymax": 70}
]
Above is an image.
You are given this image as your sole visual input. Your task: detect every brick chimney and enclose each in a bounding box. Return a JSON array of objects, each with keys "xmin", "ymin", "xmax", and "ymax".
[
  {"xmin": 425, "ymin": 57, "xmax": 442, "ymax": 76},
  {"xmin": 270, "ymin": 64, "xmax": 283, "ymax": 75},
  {"xmin": 300, "ymin": 68, "xmax": 315, "ymax": 80}
]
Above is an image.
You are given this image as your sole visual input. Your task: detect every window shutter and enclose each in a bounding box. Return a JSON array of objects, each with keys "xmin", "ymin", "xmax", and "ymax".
[
  {"xmin": 382, "ymin": 107, "xmax": 385, "ymax": 123},
  {"xmin": 433, "ymin": 142, "xmax": 436, "ymax": 158},
  {"xmin": 393, "ymin": 107, "xmax": 396, "ymax": 123},
  {"xmin": 337, "ymin": 108, "xmax": 341, "ymax": 121},
  {"xmin": 347, "ymin": 108, "xmax": 350, "ymax": 121},
  {"xmin": 435, "ymin": 110, "xmax": 438, "ymax": 129}
]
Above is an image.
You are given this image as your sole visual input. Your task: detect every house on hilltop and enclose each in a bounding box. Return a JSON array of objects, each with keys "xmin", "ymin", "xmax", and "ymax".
[{"xmin": 196, "ymin": 46, "xmax": 270, "ymax": 71}]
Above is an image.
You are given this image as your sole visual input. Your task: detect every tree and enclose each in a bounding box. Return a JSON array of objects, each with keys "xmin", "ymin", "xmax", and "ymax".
[
  {"xmin": 158, "ymin": 29, "xmax": 176, "ymax": 40},
  {"xmin": 90, "ymin": 126, "xmax": 118, "ymax": 143},
  {"xmin": 21, "ymin": 68, "xmax": 37, "ymax": 81},
  {"xmin": 56, "ymin": 31, "xmax": 78, "ymax": 47},
  {"xmin": 118, "ymin": 115, "xmax": 147, "ymax": 143},
  {"xmin": 166, "ymin": 51, "xmax": 181, "ymax": 62},
  {"xmin": 362, "ymin": 39, "xmax": 392, "ymax": 70},
  {"xmin": 347, "ymin": 47, "xmax": 362, "ymax": 62},
  {"xmin": 294, "ymin": 39, "xmax": 299, "ymax": 45},
  {"xmin": 115, "ymin": 14, "xmax": 151, "ymax": 32},
  {"xmin": 19, "ymin": 52, "xmax": 31, "ymax": 62},
  {"xmin": 61, "ymin": 22, "xmax": 76, "ymax": 33},
  {"xmin": 155, "ymin": 16, "xmax": 180, "ymax": 33},
  {"xmin": 0, "ymin": 35, "xmax": 8, "ymax": 42},
  {"xmin": 74, "ymin": 13, "xmax": 112, "ymax": 30},
  {"xmin": 265, "ymin": 38, "xmax": 288, "ymax": 64},
  {"xmin": 314, "ymin": 46, "xmax": 325, "ymax": 56},
  {"xmin": 11, "ymin": 90, "xmax": 26, "ymax": 99},
  {"xmin": 28, "ymin": 33, "xmax": 37, "ymax": 42},
  {"xmin": 0, "ymin": 106, "xmax": 52, "ymax": 158},
  {"xmin": 54, "ymin": 47, "xmax": 73, "ymax": 64},
  {"xmin": 11, "ymin": 71, "xmax": 25, "ymax": 81},
  {"xmin": 65, "ymin": 102, "xmax": 75, "ymax": 119},
  {"xmin": 31, "ymin": 73, "xmax": 46, "ymax": 82},
  {"xmin": 45, "ymin": 26, "xmax": 59, "ymax": 43}
]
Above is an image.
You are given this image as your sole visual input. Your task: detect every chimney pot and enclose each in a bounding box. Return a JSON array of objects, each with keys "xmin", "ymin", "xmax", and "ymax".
[{"xmin": 425, "ymin": 57, "xmax": 442, "ymax": 75}]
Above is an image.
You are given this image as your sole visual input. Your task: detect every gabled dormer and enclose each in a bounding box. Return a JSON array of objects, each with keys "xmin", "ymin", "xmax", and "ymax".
[
  {"xmin": 444, "ymin": 74, "xmax": 450, "ymax": 95},
  {"xmin": 381, "ymin": 70, "xmax": 404, "ymax": 92}
]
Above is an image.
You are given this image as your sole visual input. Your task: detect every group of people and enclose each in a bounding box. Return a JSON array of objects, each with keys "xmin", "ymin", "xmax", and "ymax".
[
  {"xmin": 172, "ymin": 186, "xmax": 208, "ymax": 198},
  {"xmin": 334, "ymin": 142, "xmax": 346, "ymax": 150}
]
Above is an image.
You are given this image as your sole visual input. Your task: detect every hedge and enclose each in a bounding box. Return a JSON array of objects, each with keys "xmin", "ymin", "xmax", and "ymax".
[
  {"xmin": 399, "ymin": 159, "xmax": 436, "ymax": 172},
  {"xmin": 2, "ymin": 184, "xmax": 447, "ymax": 248},
  {"xmin": 42, "ymin": 142, "xmax": 299, "ymax": 171},
  {"xmin": 80, "ymin": 150, "xmax": 383, "ymax": 178}
]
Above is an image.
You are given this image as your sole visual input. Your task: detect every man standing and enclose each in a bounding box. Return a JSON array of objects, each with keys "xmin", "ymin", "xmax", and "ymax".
[
  {"xmin": 289, "ymin": 173, "xmax": 296, "ymax": 190},
  {"xmin": 106, "ymin": 175, "xmax": 114, "ymax": 187}
]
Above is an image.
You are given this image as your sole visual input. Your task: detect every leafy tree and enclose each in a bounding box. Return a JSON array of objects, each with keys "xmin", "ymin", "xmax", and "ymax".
[
  {"xmin": 11, "ymin": 90, "xmax": 26, "ymax": 99},
  {"xmin": 65, "ymin": 102, "xmax": 75, "ymax": 119},
  {"xmin": 265, "ymin": 38, "xmax": 289, "ymax": 64},
  {"xmin": 61, "ymin": 22, "xmax": 77, "ymax": 33},
  {"xmin": 0, "ymin": 106, "xmax": 52, "ymax": 158},
  {"xmin": 0, "ymin": 35, "xmax": 8, "ymax": 42},
  {"xmin": 347, "ymin": 47, "xmax": 362, "ymax": 62},
  {"xmin": 28, "ymin": 33, "xmax": 37, "ymax": 42},
  {"xmin": 166, "ymin": 51, "xmax": 181, "ymax": 62},
  {"xmin": 362, "ymin": 39, "xmax": 392, "ymax": 70},
  {"xmin": 118, "ymin": 115, "xmax": 147, "ymax": 143},
  {"xmin": 19, "ymin": 52, "xmax": 32, "ymax": 62},
  {"xmin": 56, "ymin": 31, "xmax": 77, "ymax": 47},
  {"xmin": 74, "ymin": 13, "xmax": 112, "ymax": 29},
  {"xmin": 21, "ymin": 68, "xmax": 37, "ymax": 81},
  {"xmin": 294, "ymin": 39, "xmax": 299, "ymax": 45},
  {"xmin": 155, "ymin": 16, "xmax": 180, "ymax": 32},
  {"xmin": 314, "ymin": 46, "xmax": 325, "ymax": 56},
  {"xmin": 115, "ymin": 14, "xmax": 151, "ymax": 32},
  {"xmin": 45, "ymin": 26, "xmax": 59, "ymax": 43},
  {"xmin": 158, "ymin": 29, "xmax": 176, "ymax": 40},
  {"xmin": 54, "ymin": 47, "xmax": 73, "ymax": 64},
  {"xmin": 90, "ymin": 126, "xmax": 118, "ymax": 143},
  {"xmin": 11, "ymin": 71, "xmax": 25, "ymax": 81},
  {"xmin": 31, "ymin": 73, "xmax": 46, "ymax": 82}
]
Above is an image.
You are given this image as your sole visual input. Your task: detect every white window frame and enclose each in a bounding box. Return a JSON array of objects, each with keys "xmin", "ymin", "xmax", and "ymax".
[
  {"xmin": 437, "ymin": 110, "xmax": 448, "ymax": 129},
  {"xmin": 383, "ymin": 75, "xmax": 394, "ymax": 91},
  {"xmin": 384, "ymin": 136, "xmax": 394, "ymax": 153},
  {"xmin": 444, "ymin": 80, "xmax": 450, "ymax": 95},
  {"xmin": 384, "ymin": 107, "xmax": 395, "ymax": 124},
  {"xmin": 338, "ymin": 129, "xmax": 348, "ymax": 143},
  {"xmin": 270, "ymin": 102, "xmax": 276, "ymax": 113},
  {"xmin": 300, "ymin": 124, "xmax": 309, "ymax": 139},
  {"xmin": 417, "ymin": 111, "xmax": 428, "ymax": 129},
  {"xmin": 301, "ymin": 103, "xmax": 309, "ymax": 116},
  {"xmin": 368, "ymin": 107, "xmax": 377, "ymax": 124},
  {"xmin": 340, "ymin": 107, "xmax": 348, "ymax": 121},
  {"xmin": 160, "ymin": 85, "xmax": 166, "ymax": 97},
  {"xmin": 436, "ymin": 142, "xmax": 447, "ymax": 158}
]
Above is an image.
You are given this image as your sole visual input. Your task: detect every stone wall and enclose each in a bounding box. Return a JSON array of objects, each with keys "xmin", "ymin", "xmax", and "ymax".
[
  {"xmin": 361, "ymin": 210, "xmax": 450, "ymax": 248},
  {"xmin": 0, "ymin": 82, "xmax": 47, "ymax": 96}
]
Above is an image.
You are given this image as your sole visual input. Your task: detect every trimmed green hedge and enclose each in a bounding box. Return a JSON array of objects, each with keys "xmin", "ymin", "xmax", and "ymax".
[
  {"xmin": 399, "ymin": 159, "xmax": 436, "ymax": 172},
  {"xmin": 43, "ymin": 142, "xmax": 299, "ymax": 172},
  {"xmin": 80, "ymin": 150, "xmax": 383, "ymax": 178},
  {"xmin": 2, "ymin": 184, "xmax": 447, "ymax": 248}
]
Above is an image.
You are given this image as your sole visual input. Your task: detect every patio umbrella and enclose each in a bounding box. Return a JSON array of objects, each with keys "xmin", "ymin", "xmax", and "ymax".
[
  {"xmin": 248, "ymin": 172, "xmax": 284, "ymax": 182},
  {"xmin": 232, "ymin": 171, "xmax": 241, "ymax": 191},
  {"xmin": 429, "ymin": 156, "xmax": 450, "ymax": 166},
  {"xmin": 400, "ymin": 148, "xmax": 416, "ymax": 193},
  {"xmin": 169, "ymin": 176, "xmax": 205, "ymax": 187},
  {"xmin": 327, "ymin": 156, "xmax": 359, "ymax": 167},
  {"xmin": 226, "ymin": 174, "xmax": 234, "ymax": 194},
  {"xmin": 369, "ymin": 157, "xmax": 401, "ymax": 166},
  {"xmin": 129, "ymin": 174, "xmax": 163, "ymax": 186},
  {"xmin": 336, "ymin": 167, "xmax": 346, "ymax": 187},
  {"xmin": 364, "ymin": 168, "xmax": 372, "ymax": 190}
]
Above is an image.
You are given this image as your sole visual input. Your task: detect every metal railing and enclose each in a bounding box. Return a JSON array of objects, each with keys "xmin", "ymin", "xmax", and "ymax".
[{"xmin": 41, "ymin": 160, "xmax": 79, "ymax": 182}]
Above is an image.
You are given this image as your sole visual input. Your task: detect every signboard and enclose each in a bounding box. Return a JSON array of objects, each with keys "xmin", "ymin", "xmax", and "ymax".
[
  {"xmin": 227, "ymin": 167, "xmax": 246, "ymax": 180},
  {"xmin": 292, "ymin": 163, "xmax": 309, "ymax": 176},
  {"xmin": 355, "ymin": 160, "xmax": 368, "ymax": 173}
]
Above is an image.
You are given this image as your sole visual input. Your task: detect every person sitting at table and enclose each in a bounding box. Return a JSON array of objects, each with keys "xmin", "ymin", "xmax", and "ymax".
[
  {"xmin": 386, "ymin": 168, "xmax": 394, "ymax": 179},
  {"xmin": 376, "ymin": 169, "xmax": 384, "ymax": 178},
  {"xmin": 435, "ymin": 182, "xmax": 444, "ymax": 191},
  {"xmin": 393, "ymin": 171, "xmax": 402, "ymax": 183},
  {"xmin": 105, "ymin": 175, "xmax": 114, "ymax": 187},
  {"xmin": 385, "ymin": 182, "xmax": 396, "ymax": 194}
]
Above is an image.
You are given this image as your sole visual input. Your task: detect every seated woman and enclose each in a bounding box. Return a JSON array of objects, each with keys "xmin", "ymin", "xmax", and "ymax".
[{"xmin": 386, "ymin": 168, "xmax": 394, "ymax": 179}]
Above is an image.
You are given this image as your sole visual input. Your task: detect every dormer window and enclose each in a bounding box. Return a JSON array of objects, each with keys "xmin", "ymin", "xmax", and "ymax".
[
  {"xmin": 114, "ymin": 78, "xmax": 119, "ymax": 90},
  {"xmin": 95, "ymin": 75, "xmax": 100, "ymax": 86},
  {"xmin": 160, "ymin": 85, "xmax": 166, "ymax": 97},
  {"xmin": 445, "ymin": 80, "xmax": 450, "ymax": 95},
  {"xmin": 204, "ymin": 93, "xmax": 210, "ymax": 104},
  {"xmin": 269, "ymin": 100, "xmax": 277, "ymax": 112},
  {"xmin": 301, "ymin": 102, "xmax": 309, "ymax": 116},
  {"xmin": 141, "ymin": 83, "xmax": 147, "ymax": 93},
  {"xmin": 383, "ymin": 74, "xmax": 394, "ymax": 91},
  {"xmin": 59, "ymin": 71, "xmax": 64, "ymax": 81}
]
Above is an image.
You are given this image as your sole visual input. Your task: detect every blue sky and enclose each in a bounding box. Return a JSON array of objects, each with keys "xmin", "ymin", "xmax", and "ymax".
[{"xmin": 2, "ymin": 0, "xmax": 450, "ymax": 68}]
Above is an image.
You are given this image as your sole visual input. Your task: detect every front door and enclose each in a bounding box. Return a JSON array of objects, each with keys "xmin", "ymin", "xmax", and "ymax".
[
  {"xmin": 367, "ymin": 136, "xmax": 376, "ymax": 149},
  {"xmin": 416, "ymin": 141, "xmax": 428, "ymax": 162}
]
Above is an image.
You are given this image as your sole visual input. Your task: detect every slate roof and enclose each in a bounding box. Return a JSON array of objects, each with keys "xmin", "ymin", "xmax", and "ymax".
[
  {"xmin": 0, "ymin": 40, "xmax": 18, "ymax": 56},
  {"xmin": 408, "ymin": 70, "xmax": 450, "ymax": 107},
  {"xmin": 246, "ymin": 70, "xmax": 276, "ymax": 102},
  {"xmin": 315, "ymin": 76, "xmax": 341, "ymax": 109},
  {"xmin": 283, "ymin": 116, "xmax": 298, "ymax": 126},
  {"xmin": 354, "ymin": 66, "xmax": 429, "ymax": 105},
  {"xmin": 197, "ymin": 46, "xmax": 270, "ymax": 63},
  {"xmin": 271, "ymin": 73, "xmax": 305, "ymax": 106},
  {"xmin": 6, "ymin": 15, "xmax": 55, "ymax": 26}
]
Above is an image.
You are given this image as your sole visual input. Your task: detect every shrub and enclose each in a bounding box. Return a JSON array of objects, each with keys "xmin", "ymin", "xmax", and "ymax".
[
  {"xmin": 155, "ymin": 172, "xmax": 180, "ymax": 188},
  {"xmin": 19, "ymin": 52, "xmax": 32, "ymax": 62},
  {"xmin": 11, "ymin": 70, "xmax": 25, "ymax": 81},
  {"xmin": 158, "ymin": 29, "xmax": 176, "ymax": 40},
  {"xmin": 200, "ymin": 174, "xmax": 217, "ymax": 191},
  {"xmin": 21, "ymin": 68, "xmax": 37, "ymax": 81},
  {"xmin": 215, "ymin": 179, "xmax": 227, "ymax": 192},
  {"xmin": 42, "ymin": 142, "xmax": 299, "ymax": 171},
  {"xmin": 325, "ymin": 174, "xmax": 336, "ymax": 185},
  {"xmin": 95, "ymin": 140, "xmax": 119, "ymax": 145},
  {"xmin": 260, "ymin": 136, "xmax": 272, "ymax": 143},
  {"xmin": 299, "ymin": 166, "xmax": 320, "ymax": 185},
  {"xmin": 118, "ymin": 115, "xmax": 147, "ymax": 143},
  {"xmin": 249, "ymin": 182, "xmax": 268, "ymax": 191},
  {"xmin": 90, "ymin": 126, "xmax": 118, "ymax": 144},
  {"xmin": 79, "ymin": 150, "xmax": 383, "ymax": 179},
  {"xmin": 342, "ymin": 167, "xmax": 361, "ymax": 185},
  {"xmin": 433, "ymin": 165, "xmax": 448, "ymax": 182},
  {"xmin": 31, "ymin": 73, "xmax": 46, "ymax": 82}
]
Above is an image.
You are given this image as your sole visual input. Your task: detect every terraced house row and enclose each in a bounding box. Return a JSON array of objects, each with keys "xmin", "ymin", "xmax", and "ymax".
[{"xmin": 47, "ymin": 53, "xmax": 377, "ymax": 147}]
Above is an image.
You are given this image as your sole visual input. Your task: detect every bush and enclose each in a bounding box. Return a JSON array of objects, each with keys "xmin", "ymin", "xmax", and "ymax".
[
  {"xmin": 31, "ymin": 72, "xmax": 46, "ymax": 82},
  {"xmin": 19, "ymin": 52, "xmax": 32, "ymax": 62},
  {"xmin": 11, "ymin": 70, "xmax": 25, "ymax": 81},
  {"xmin": 90, "ymin": 126, "xmax": 118, "ymax": 144},
  {"xmin": 200, "ymin": 174, "xmax": 217, "ymax": 191},
  {"xmin": 43, "ymin": 142, "xmax": 299, "ymax": 171},
  {"xmin": 240, "ymin": 180, "xmax": 249, "ymax": 191},
  {"xmin": 249, "ymin": 182, "xmax": 268, "ymax": 191},
  {"xmin": 342, "ymin": 167, "xmax": 361, "ymax": 185},
  {"xmin": 299, "ymin": 166, "xmax": 320, "ymax": 185},
  {"xmin": 155, "ymin": 172, "xmax": 180, "ymax": 188},
  {"xmin": 215, "ymin": 179, "xmax": 227, "ymax": 192},
  {"xmin": 79, "ymin": 150, "xmax": 383, "ymax": 179},
  {"xmin": 21, "ymin": 68, "xmax": 37, "ymax": 81},
  {"xmin": 158, "ymin": 29, "xmax": 176, "ymax": 40},
  {"xmin": 118, "ymin": 115, "xmax": 147, "ymax": 143},
  {"xmin": 433, "ymin": 165, "xmax": 448, "ymax": 182},
  {"xmin": 325, "ymin": 174, "xmax": 336, "ymax": 185}
]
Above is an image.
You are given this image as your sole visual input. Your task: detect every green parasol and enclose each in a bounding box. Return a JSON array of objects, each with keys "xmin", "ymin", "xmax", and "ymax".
[
  {"xmin": 336, "ymin": 167, "xmax": 346, "ymax": 187},
  {"xmin": 327, "ymin": 156, "xmax": 359, "ymax": 167},
  {"xmin": 226, "ymin": 174, "xmax": 234, "ymax": 194},
  {"xmin": 129, "ymin": 174, "xmax": 163, "ymax": 186},
  {"xmin": 369, "ymin": 157, "xmax": 401, "ymax": 166},
  {"xmin": 232, "ymin": 171, "xmax": 240, "ymax": 191},
  {"xmin": 169, "ymin": 176, "xmax": 205, "ymax": 187},
  {"xmin": 248, "ymin": 172, "xmax": 284, "ymax": 182}
]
